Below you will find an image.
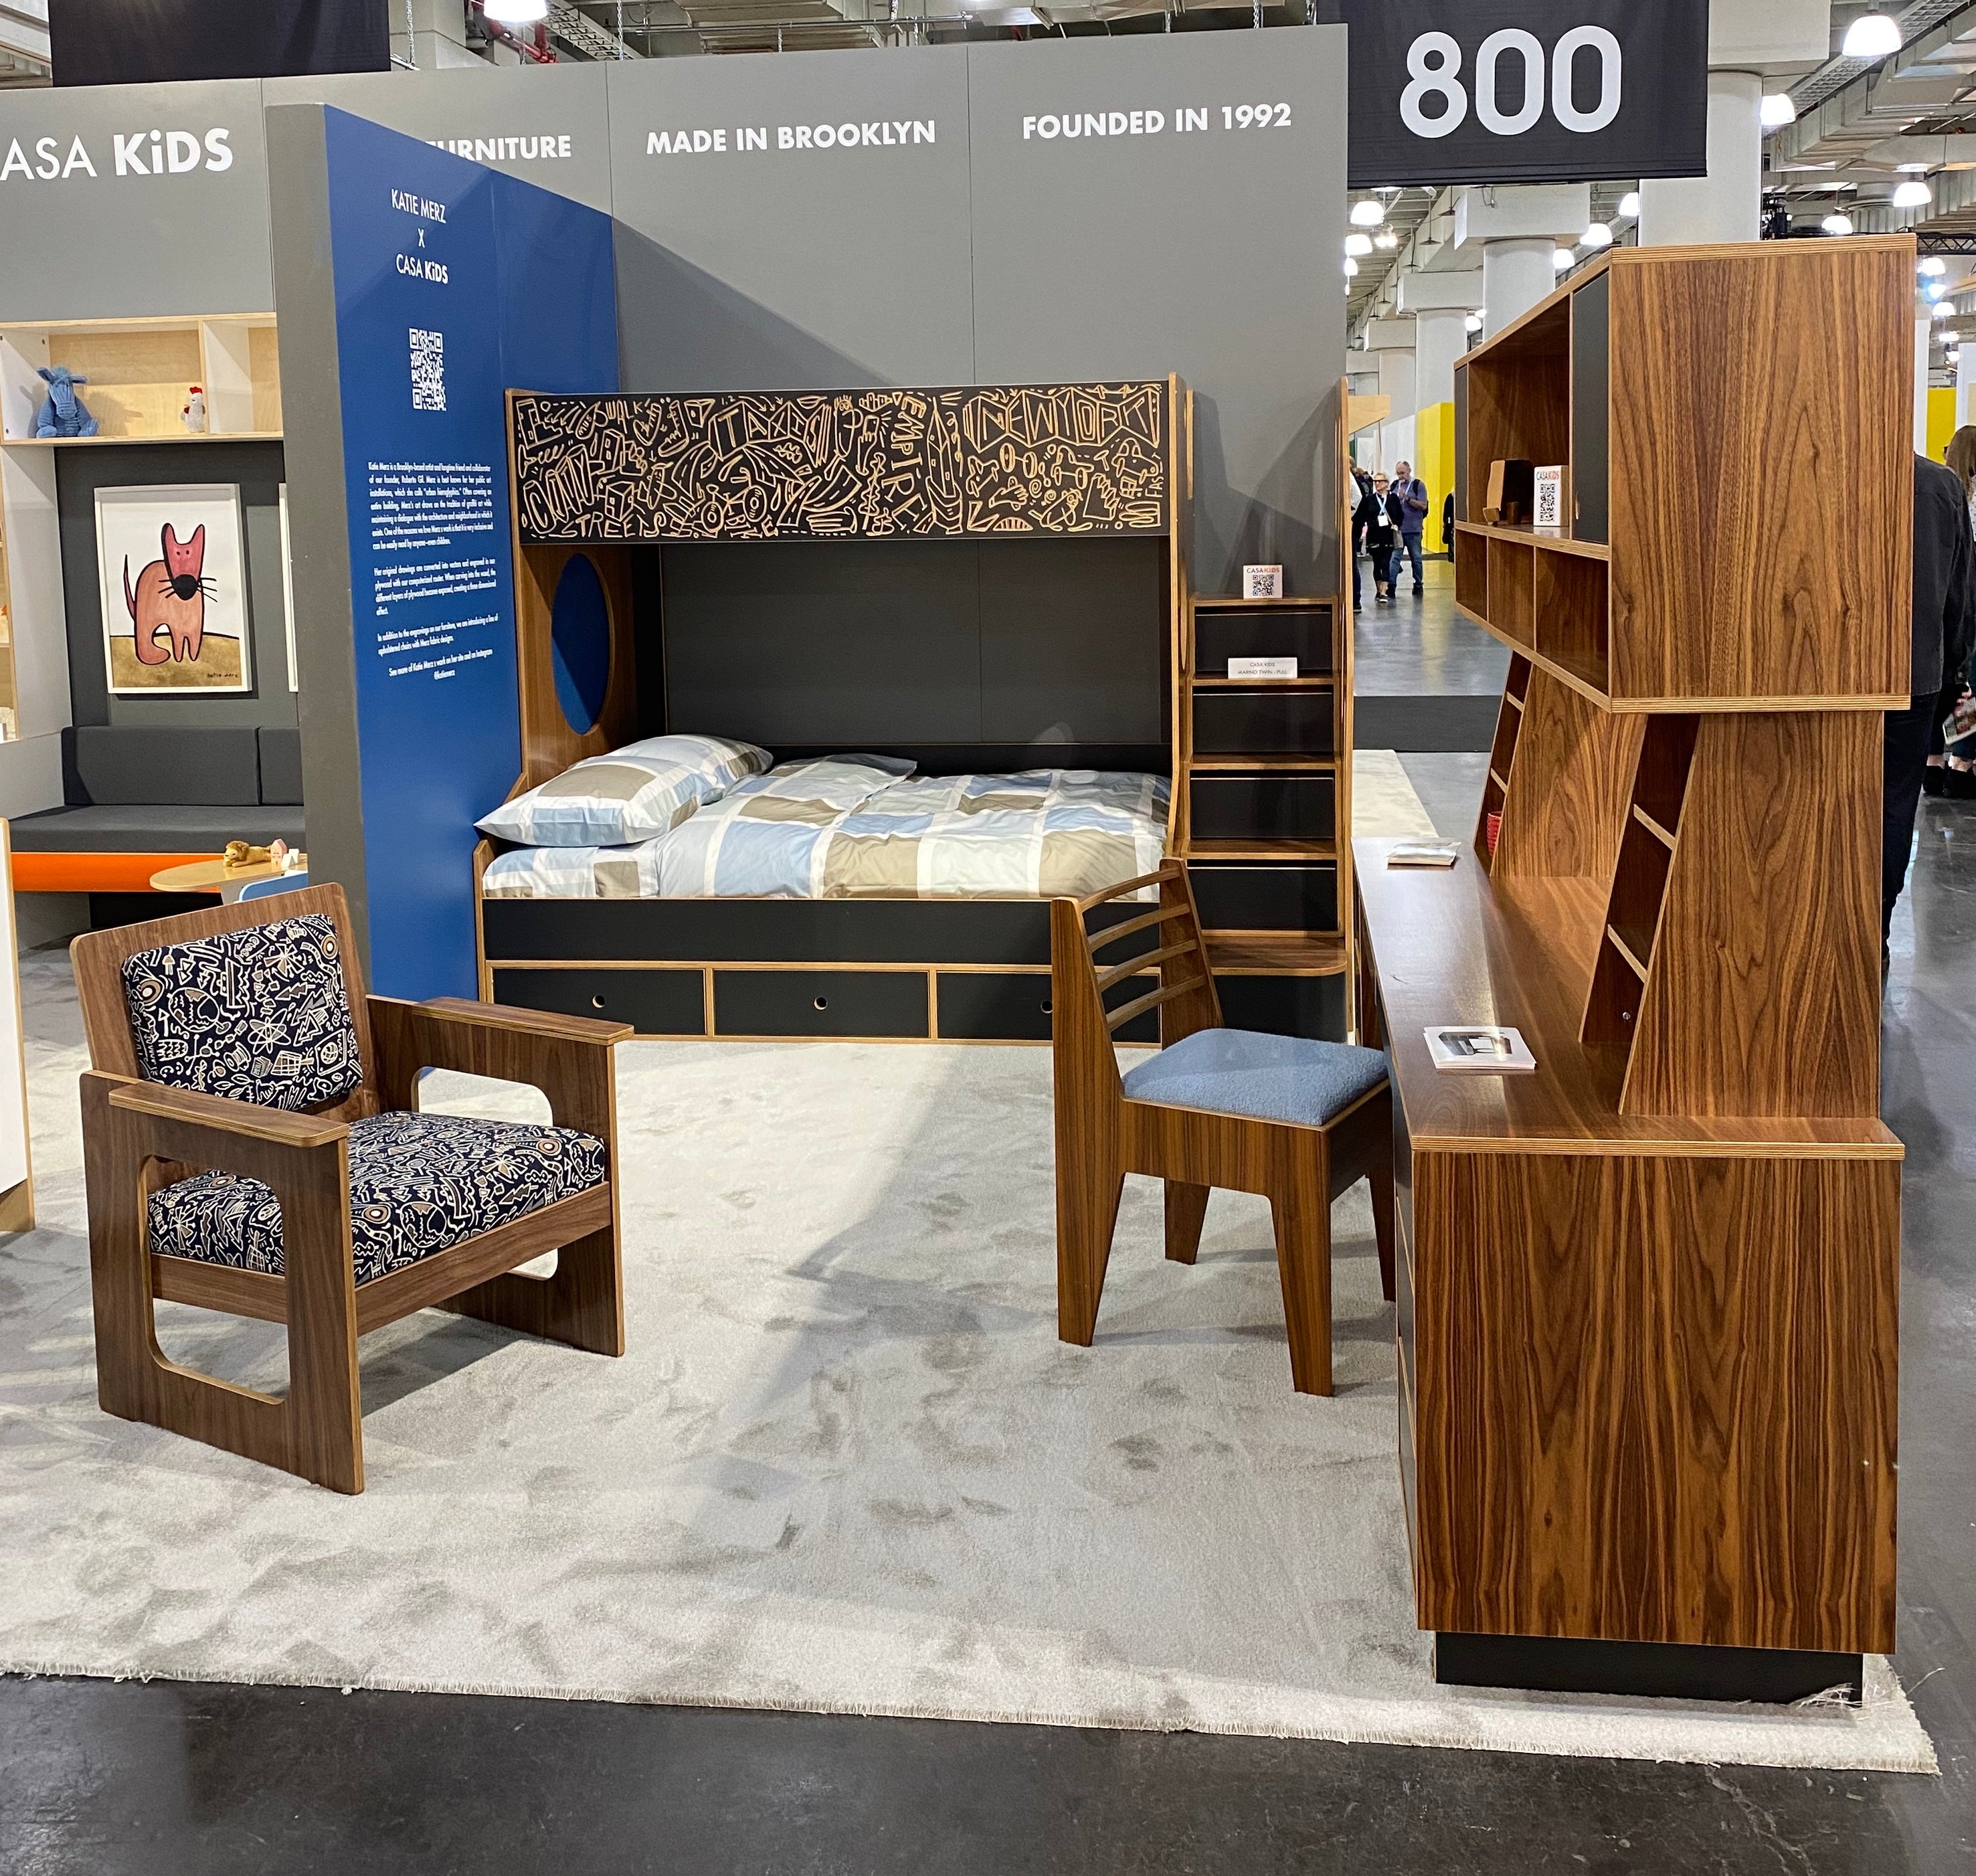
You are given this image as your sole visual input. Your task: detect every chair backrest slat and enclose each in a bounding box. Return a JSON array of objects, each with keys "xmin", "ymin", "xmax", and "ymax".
[
  {"xmin": 1050, "ymin": 860, "xmax": 1223, "ymax": 1107},
  {"xmin": 70, "ymin": 882, "xmax": 379, "ymax": 1123}
]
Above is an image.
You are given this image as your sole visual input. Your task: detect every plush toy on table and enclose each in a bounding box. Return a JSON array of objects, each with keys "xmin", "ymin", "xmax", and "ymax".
[
  {"xmin": 221, "ymin": 838, "xmax": 296, "ymax": 873},
  {"xmin": 33, "ymin": 366, "xmax": 98, "ymax": 438}
]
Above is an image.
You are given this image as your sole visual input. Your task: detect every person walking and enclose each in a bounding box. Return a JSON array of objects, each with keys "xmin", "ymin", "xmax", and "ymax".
[
  {"xmin": 1884, "ymin": 449, "xmax": 1976, "ymax": 965},
  {"xmin": 1393, "ymin": 458, "xmax": 1429, "ymax": 595},
  {"xmin": 1358, "ymin": 470, "xmax": 1402, "ymax": 603},
  {"xmin": 1925, "ymin": 426, "xmax": 1976, "ymax": 799},
  {"xmin": 1349, "ymin": 463, "xmax": 1374, "ymax": 610}
]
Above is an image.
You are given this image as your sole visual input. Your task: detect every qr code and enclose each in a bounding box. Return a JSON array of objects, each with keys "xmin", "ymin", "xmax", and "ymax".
[{"xmin": 410, "ymin": 327, "xmax": 445, "ymax": 412}]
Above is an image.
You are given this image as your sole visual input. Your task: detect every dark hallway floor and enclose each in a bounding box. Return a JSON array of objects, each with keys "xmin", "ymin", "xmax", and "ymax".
[{"xmin": 2, "ymin": 771, "xmax": 1971, "ymax": 1876}]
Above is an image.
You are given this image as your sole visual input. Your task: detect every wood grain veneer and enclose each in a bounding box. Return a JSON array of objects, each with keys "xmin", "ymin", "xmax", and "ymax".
[
  {"xmin": 1490, "ymin": 671, "xmax": 1640, "ymax": 883},
  {"xmin": 1410, "ymin": 1145, "xmax": 1898, "ymax": 1652},
  {"xmin": 1606, "ymin": 242, "xmax": 1910, "ymax": 705},
  {"xmin": 1621, "ymin": 711, "xmax": 1883, "ymax": 1118}
]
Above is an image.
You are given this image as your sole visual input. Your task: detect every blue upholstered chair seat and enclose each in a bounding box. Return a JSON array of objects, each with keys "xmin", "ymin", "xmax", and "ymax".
[
  {"xmin": 1121, "ymin": 1028, "xmax": 1389, "ymax": 1129},
  {"xmin": 147, "ymin": 1111, "xmax": 609, "ymax": 1287}
]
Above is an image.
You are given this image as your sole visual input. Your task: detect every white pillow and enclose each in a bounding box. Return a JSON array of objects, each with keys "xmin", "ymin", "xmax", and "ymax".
[{"xmin": 477, "ymin": 735, "xmax": 769, "ymax": 848}]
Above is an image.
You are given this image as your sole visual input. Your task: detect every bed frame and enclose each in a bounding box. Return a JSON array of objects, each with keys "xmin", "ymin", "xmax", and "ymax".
[{"xmin": 479, "ymin": 378, "xmax": 1352, "ymax": 1044}]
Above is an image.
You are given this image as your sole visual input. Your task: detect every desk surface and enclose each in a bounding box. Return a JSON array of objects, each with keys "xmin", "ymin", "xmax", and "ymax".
[
  {"xmin": 1352, "ymin": 837, "xmax": 1900, "ymax": 1159},
  {"xmin": 149, "ymin": 856, "xmax": 304, "ymax": 895}
]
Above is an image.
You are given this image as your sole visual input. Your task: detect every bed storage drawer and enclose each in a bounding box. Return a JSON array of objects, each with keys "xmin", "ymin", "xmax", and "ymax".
[
  {"xmin": 492, "ymin": 967, "xmax": 706, "ymax": 1036},
  {"xmin": 935, "ymin": 969, "xmax": 1160, "ymax": 1043},
  {"xmin": 715, "ymin": 967, "xmax": 928, "ymax": 1038},
  {"xmin": 1188, "ymin": 773, "xmax": 1334, "ymax": 841},
  {"xmin": 1191, "ymin": 690, "xmax": 1334, "ymax": 755},
  {"xmin": 1190, "ymin": 863, "xmax": 1338, "ymax": 931},
  {"xmin": 1194, "ymin": 607, "xmax": 1332, "ymax": 676}
]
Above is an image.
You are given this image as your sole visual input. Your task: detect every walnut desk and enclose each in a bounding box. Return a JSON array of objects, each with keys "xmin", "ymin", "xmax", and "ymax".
[{"xmin": 1353, "ymin": 837, "xmax": 1900, "ymax": 1703}]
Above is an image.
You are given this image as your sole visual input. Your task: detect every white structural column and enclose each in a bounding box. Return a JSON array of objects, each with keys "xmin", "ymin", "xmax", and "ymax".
[
  {"xmin": 1412, "ymin": 308, "xmax": 1469, "ymax": 417},
  {"xmin": 1638, "ymin": 70, "xmax": 1763, "ymax": 246},
  {"xmin": 1959, "ymin": 345, "xmax": 1976, "ymax": 430},
  {"xmin": 1453, "ymin": 186, "xmax": 1590, "ymax": 337},
  {"xmin": 1362, "ymin": 319, "xmax": 1415, "ymax": 470}
]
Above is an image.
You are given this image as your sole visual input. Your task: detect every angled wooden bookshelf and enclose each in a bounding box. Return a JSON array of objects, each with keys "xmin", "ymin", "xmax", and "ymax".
[{"xmin": 1357, "ymin": 238, "xmax": 1910, "ymax": 1700}]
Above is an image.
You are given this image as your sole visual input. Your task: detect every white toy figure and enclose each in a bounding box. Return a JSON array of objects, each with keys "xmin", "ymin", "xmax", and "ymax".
[{"xmin": 181, "ymin": 387, "xmax": 207, "ymax": 434}]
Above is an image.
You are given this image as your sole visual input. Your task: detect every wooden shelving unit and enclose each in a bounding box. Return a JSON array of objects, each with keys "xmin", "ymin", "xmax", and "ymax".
[
  {"xmin": 0, "ymin": 314, "xmax": 282, "ymax": 444},
  {"xmin": 1358, "ymin": 238, "xmax": 1912, "ymax": 1699}
]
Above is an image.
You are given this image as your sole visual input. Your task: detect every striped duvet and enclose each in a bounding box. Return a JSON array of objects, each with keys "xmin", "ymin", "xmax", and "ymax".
[{"xmin": 482, "ymin": 759, "xmax": 1171, "ymax": 902}]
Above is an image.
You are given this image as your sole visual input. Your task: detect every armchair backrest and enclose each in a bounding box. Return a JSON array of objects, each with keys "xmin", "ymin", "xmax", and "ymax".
[
  {"xmin": 1049, "ymin": 860, "xmax": 1223, "ymax": 1101},
  {"xmin": 72, "ymin": 882, "xmax": 379, "ymax": 1122}
]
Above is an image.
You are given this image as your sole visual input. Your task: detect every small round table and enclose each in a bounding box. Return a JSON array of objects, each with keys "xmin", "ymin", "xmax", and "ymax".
[{"xmin": 149, "ymin": 856, "xmax": 308, "ymax": 903}]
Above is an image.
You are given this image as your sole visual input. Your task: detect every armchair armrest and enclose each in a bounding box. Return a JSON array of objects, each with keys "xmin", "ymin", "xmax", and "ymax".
[
  {"xmin": 84, "ymin": 1068, "xmax": 350, "ymax": 1203},
  {"xmin": 365, "ymin": 996, "xmax": 626, "ymax": 1137}
]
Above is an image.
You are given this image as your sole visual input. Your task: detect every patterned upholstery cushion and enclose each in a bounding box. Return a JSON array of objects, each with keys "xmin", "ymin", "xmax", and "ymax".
[
  {"xmin": 147, "ymin": 1111, "xmax": 608, "ymax": 1287},
  {"xmin": 1121, "ymin": 1028, "xmax": 1389, "ymax": 1129},
  {"xmin": 122, "ymin": 913, "xmax": 361, "ymax": 1112}
]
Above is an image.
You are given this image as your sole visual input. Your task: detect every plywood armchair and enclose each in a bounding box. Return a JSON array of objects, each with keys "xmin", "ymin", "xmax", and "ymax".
[
  {"xmin": 72, "ymin": 883, "xmax": 631, "ymax": 1493},
  {"xmin": 1051, "ymin": 861, "xmax": 1395, "ymax": 1396}
]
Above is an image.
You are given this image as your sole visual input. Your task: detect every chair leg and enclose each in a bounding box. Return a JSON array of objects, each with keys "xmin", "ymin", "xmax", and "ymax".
[
  {"xmin": 1058, "ymin": 1168, "xmax": 1124, "ymax": 1348},
  {"xmin": 1370, "ymin": 1163, "xmax": 1397, "ymax": 1304},
  {"xmin": 1164, "ymin": 1181, "xmax": 1211, "ymax": 1264},
  {"xmin": 1269, "ymin": 1151, "xmax": 1334, "ymax": 1397},
  {"xmin": 444, "ymin": 1222, "xmax": 625, "ymax": 1357}
]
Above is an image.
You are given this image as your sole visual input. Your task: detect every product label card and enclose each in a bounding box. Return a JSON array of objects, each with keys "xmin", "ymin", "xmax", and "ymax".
[{"xmin": 1227, "ymin": 656, "xmax": 1299, "ymax": 680}]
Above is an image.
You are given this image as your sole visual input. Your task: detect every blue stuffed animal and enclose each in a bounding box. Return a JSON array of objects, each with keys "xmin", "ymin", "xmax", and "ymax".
[{"xmin": 33, "ymin": 365, "xmax": 98, "ymax": 439}]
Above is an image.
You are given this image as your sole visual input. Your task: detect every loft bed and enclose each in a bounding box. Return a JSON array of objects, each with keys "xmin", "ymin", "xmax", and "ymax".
[{"xmin": 478, "ymin": 378, "xmax": 1352, "ymax": 1044}]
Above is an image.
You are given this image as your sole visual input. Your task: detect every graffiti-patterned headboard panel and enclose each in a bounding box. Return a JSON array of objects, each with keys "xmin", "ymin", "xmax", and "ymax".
[{"xmin": 509, "ymin": 381, "xmax": 1173, "ymax": 543}]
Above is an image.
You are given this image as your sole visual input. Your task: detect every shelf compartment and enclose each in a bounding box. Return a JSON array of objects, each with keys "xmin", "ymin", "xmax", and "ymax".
[
  {"xmin": 0, "ymin": 316, "xmax": 281, "ymax": 442},
  {"xmin": 1581, "ymin": 726, "xmax": 1692, "ymax": 1050},
  {"xmin": 1473, "ymin": 656, "xmax": 1529, "ymax": 871},
  {"xmin": 1485, "ymin": 538, "xmax": 1535, "ymax": 652},
  {"xmin": 1194, "ymin": 603, "xmax": 1333, "ymax": 676},
  {"xmin": 1189, "ymin": 862, "xmax": 1338, "ymax": 933},
  {"xmin": 1189, "ymin": 771, "xmax": 1334, "ymax": 842},
  {"xmin": 1534, "ymin": 546, "xmax": 1609, "ymax": 694},
  {"xmin": 1191, "ymin": 688, "xmax": 1334, "ymax": 757},
  {"xmin": 1454, "ymin": 529, "xmax": 1487, "ymax": 617},
  {"xmin": 1457, "ymin": 293, "xmax": 1570, "ymax": 517},
  {"xmin": 1633, "ymin": 715, "xmax": 1699, "ymax": 836}
]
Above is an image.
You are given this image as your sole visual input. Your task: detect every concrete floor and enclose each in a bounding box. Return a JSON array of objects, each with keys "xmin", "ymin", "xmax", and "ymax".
[{"xmin": 3, "ymin": 581, "xmax": 1971, "ymax": 1873}]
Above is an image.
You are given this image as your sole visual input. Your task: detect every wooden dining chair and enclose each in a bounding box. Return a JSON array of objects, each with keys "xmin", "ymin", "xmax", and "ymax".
[
  {"xmin": 1050, "ymin": 860, "xmax": 1395, "ymax": 1396},
  {"xmin": 72, "ymin": 884, "xmax": 632, "ymax": 1493}
]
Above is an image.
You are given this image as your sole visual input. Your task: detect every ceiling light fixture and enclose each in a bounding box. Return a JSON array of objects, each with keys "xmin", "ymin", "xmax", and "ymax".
[
  {"xmin": 1617, "ymin": 191, "xmax": 1641, "ymax": 218},
  {"xmin": 482, "ymin": 0, "xmax": 549, "ymax": 20},
  {"xmin": 1344, "ymin": 258, "xmax": 1360, "ymax": 277},
  {"xmin": 1927, "ymin": 280, "xmax": 1947, "ymax": 300},
  {"xmin": 1552, "ymin": 248, "xmax": 1575, "ymax": 270},
  {"xmin": 1465, "ymin": 312, "xmax": 1484, "ymax": 333},
  {"xmin": 1581, "ymin": 221, "xmax": 1614, "ymax": 250},
  {"xmin": 1760, "ymin": 93, "xmax": 1797, "ymax": 128},
  {"xmin": 1821, "ymin": 211, "xmax": 1854, "ymax": 236},
  {"xmin": 1934, "ymin": 299, "xmax": 1955, "ymax": 318},
  {"xmin": 1374, "ymin": 230, "xmax": 1399, "ymax": 250},
  {"xmin": 1344, "ymin": 232, "xmax": 1373, "ymax": 256},
  {"xmin": 1893, "ymin": 178, "xmax": 1934, "ymax": 208},
  {"xmin": 1350, "ymin": 199, "xmax": 1385, "ymax": 227},
  {"xmin": 1921, "ymin": 256, "xmax": 1948, "ymax": 276},
  {"xmin": 1841, "ymin": 11, "xmax": 1902, "ymax": 57}
]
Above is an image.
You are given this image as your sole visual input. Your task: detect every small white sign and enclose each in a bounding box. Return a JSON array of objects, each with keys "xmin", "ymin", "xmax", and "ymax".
[
  {"xmin": 1532, "ymin": 464, "xmax": 1564, "ymax": 532},
  {"xmin": 1227, "ymin": 656, "xmax": 1299, "ymax": 680},
  {"xmin": 1242, "ymin": 564, "xmax": 1283, "ymax": 599}
]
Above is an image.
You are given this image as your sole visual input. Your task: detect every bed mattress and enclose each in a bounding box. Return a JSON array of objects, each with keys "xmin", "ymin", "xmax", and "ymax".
[{"xmin": 482, "ymin": 761, "xmax": 1171, "ymax": 903}]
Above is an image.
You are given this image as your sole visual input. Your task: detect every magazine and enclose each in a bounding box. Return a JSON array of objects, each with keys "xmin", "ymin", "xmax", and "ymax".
[{"xmin": 1386, "ymin": 840, "xmax": 1460, "ymax": 868}]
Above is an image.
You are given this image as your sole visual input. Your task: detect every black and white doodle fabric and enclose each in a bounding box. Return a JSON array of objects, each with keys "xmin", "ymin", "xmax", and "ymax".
[
  {"xmin": 121, "ymin": 915, "xmax": 363, "ymax": 1112},
  {"xmin": 147, "ymin": 1111, "xmax": 609, "ymax": 1285}
]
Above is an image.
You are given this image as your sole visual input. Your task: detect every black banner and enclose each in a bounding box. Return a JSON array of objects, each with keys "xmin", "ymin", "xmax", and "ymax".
[
  {"xmin": 1342, "ymin": 0, "xmax": 1706, "ymax": 189},
  {"xmin": 50, "ymin": 0, "xmax": 389, "ymax": 85}
]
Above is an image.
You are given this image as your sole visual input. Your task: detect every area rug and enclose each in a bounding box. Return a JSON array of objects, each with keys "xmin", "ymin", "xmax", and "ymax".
[{"xmin": 0, "ymin": 953, "xmax": 1935, "ymax": 1776}]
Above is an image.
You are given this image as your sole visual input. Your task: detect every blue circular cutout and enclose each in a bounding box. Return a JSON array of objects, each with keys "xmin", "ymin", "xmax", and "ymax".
[{"xmin": 550, "ymin": 554, "xmax": 611, "ymax": 735}]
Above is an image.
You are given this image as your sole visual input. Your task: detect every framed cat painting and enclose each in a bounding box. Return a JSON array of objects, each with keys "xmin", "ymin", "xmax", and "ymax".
[{"xmin": 94, "ymin": 483, "xmax": 252, "ymax": 694}]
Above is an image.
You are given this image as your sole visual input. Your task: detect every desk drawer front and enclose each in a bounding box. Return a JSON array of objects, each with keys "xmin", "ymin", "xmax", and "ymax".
[
  {"xmin": 1195, "ymin": 608, "xmax": 1333, "ymax": 676},
  {"xmin": 715, "ymin": 968, "xmax": 927, "ymax": 1038},
  {"xmin": 1189, "ymin": 773, "xmax": 1335, "ymax": 841},
  {"xmin": 493, "ymin": 967, "xmax": 706, "ymax": 1036},
  {"xmin": 1192, "ymin": 690, "xmax": 1335, "ymax": 756},
  {"xmin": 1190, "ymin": 863, "xmax": 1338, "ymax": 932}
]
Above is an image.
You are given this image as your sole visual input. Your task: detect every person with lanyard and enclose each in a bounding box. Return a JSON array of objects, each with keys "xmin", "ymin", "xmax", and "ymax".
[
  {"xmin": 1348, "ymin": 463, "xmax": 1374, "ymax": 609},
  {"xmin": 1358, "ymin": 470, "xmax": 1402, "ymax": 604},
  {"xmin": 1393, "ymin": 458, "xmax": 1429, "ymax": 596}
]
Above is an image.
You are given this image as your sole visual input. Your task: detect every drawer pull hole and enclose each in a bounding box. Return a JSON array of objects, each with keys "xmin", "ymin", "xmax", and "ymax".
[
  {"xmin": 590, "ymin": 995, "xmax": 606, "ymax": 1010},
  {"xmin": 813, "ymin": 995, "xmax": 828, "ymax": 1011},
  {"xmin": 1040, "ymin": 999, "xmax": 1053, "ymax": 1015}
]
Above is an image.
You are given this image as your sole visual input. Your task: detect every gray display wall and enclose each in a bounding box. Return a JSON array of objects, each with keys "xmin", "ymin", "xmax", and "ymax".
[{"xmin": 0, "ymin": 32, "xmax": 1347, "ymax": 594}]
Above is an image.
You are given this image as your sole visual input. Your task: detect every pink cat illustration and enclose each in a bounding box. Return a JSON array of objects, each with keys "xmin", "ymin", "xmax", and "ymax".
[{"xmin": 123, "ymin": 523, "xmax": 212, "ymax": 666}]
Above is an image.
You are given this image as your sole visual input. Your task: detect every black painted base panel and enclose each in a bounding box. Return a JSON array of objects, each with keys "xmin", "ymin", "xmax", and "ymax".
[{"xmin": 1435, "ymin": 1632, "xmax": 1864, "ymax": 1705}]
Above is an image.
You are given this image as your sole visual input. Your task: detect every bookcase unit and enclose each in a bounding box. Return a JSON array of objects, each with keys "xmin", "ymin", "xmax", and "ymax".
[
  {"xmin": 1173, "ymin": 381, "xmax": 1356, "ymax": 1038},
  {"xmin": 1358, "ymin": 238, "xmax": 1910, "ymax": 1701}
]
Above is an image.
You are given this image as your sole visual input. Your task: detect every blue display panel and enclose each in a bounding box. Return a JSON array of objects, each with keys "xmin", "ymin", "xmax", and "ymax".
[{"xmin": 321, "ymin": 107, "xmax": 616, "ymax": 998}]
